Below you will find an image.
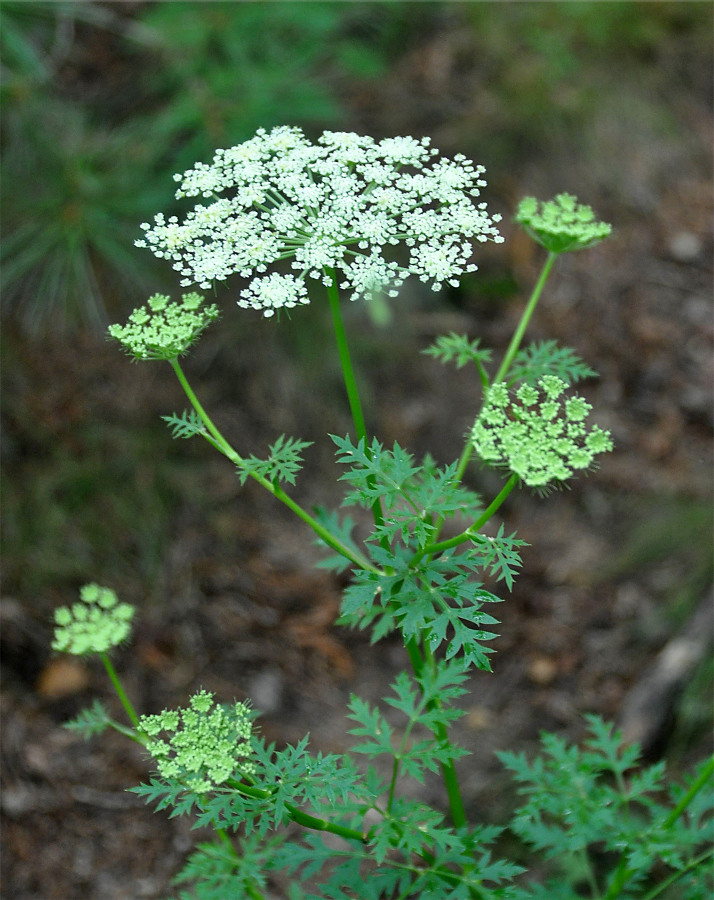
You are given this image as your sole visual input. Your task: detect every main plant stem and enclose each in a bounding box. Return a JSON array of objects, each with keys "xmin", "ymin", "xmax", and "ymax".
[
  {"xmin": 324, "ymin": 271, "xmax": 369, "ymax": 444},
  {"xmin": 324, "ymin": 272, "xmax": 468, "ymax": 829},
  {"xmin": 325, "ymin": 270, "xmax": 386, "ymax": 531}
]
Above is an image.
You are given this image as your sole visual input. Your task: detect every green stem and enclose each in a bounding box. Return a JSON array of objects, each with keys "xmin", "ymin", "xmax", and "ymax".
[
  {"xmin": 410, "ymin": 474, "xmax": 518, "ymax": 567},
  {"xmin": 234, "ymin": 777, "xmax": 487, "ymax": 899},
  {"xmin": 577, "ymin": 846, "xmax": 601, "ymax": 899},
  {"xmin": 324, "ymin": 268, "xmax": 386, "ymax": 532},
  {"xmin": 100, "ymin": 652, "xmax": 140, "ymax": 728},
  {"xmin": 107, "ymin": 719, "xmax": 146, "ymax": 745},
  {"xmin": 386, "ymin": 757, "xmax": 400, "ymax": 813},
  {"xmin": 228, "ymin": 780, "xmax": 366, "ymax": 843},
  {"xmin": 640, "ymin": 847, "xmax": 714, "ymax": 900},
  {"xmin": 244, "ymin": 883, "xmax": 265, "ymax": 900},
  {"xmin": 664, "ymin": 753, "xmax": 714, "ymax": 829},
  {"xmin": 324, "ymin": 269, "xmax": 369, "ymax": 443},
  {"xmin": 170, "ymin": 357, "xmax": 236, "ymax": 459},
  {"xmin": 603, "ymin": 754, "xmax": 714, "ymax": 900},
  {"xmin": 212, "ymin": 830, "xmax": 265, "ymax": 900},
  {"xmin": 425, "ymin": 645, "xmax": 467, "ymax": 829},
  {"xmin": 322, "ymin": 277, "xmax": 468, "ymax": 828},
  {"xmin": 494, "ymin": 250, "xmax": 558, "ymax": 383},
  {"xmin": 169, "ymin": 358, "xmax": 378, "ymax": 575}
]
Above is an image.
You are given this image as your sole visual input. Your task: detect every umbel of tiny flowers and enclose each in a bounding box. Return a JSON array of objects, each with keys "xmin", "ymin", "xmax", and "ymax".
[
  {"xmin": 107, "ymin": 291, "xmax": 220, "ymax": 360},
  {"xmin": 135, "ymin": 126, "xmax": 504, "ymax": 317},
  {"xmin": 139, "ymin": 690, "xmax": 255, "ymax": 794},
  {"xmin": 52, "ymin": 583, "xmax": 135, "ymax": 655},
  {"xmin": 472, "ymin": 375, "xmax": 614, "ymax": 487},
  {"xmin": 515, "ymin": 193, "xmax": 612, "ymax": 254}
]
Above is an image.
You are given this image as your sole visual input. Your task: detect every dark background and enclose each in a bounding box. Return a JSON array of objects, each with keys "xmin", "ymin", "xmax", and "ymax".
[{"xmin": 1, "ymin": 3, "xmax": 712, "ymax": 897}]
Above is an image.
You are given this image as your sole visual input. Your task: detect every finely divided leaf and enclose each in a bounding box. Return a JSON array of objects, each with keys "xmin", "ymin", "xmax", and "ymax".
[
  {"xmin": 238, "ymin": 434, "xmax": 312, "ymax": 486},
  {"xmin": 162, "ymin": 409, "xmax": 207, "ymax": 440},
  {"xmin": 506, "ymin": 340, "xmax": 597, "ymax": 387},
  {"xmin": 423, "ymin": 333, "xmax": 493, "ymax": 371},
  {"xmin": 63, "ymin": 699, "xmax": 112, "ymax": 738},
  {"xmin": 468, "ymin": 524, "xmax": 527, "ymax": 591}
]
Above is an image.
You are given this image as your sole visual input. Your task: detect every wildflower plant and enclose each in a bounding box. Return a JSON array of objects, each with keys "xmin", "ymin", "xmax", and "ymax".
[{"xmin": 57, "ymin": 128, "xmax": 713, "ymax": 899}]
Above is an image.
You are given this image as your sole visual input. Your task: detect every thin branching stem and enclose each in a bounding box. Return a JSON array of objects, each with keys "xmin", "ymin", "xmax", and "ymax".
[
  {"xmin": 602, "ymin": 754, "xmax": 714, "ymax": 899},
  {"xmin": 664, "ymin": 753, "xmax": 714, "ymax": 829},
  {"xmin": 168, "ymin": 357, "xmax": 379, "ymax": 574},
  {"xmin": 100, "ymin": 652, "xmax": 140, "ymax": 728},
  {"xmin": 451, "ymin": 250, "xmax": 559, "ymax": 490},
  {"xmin": 227, "ymin": 779, "xmax": 366, "ymax": 843},
  {"xmin": 410, "ymin": 474, "xmax": 519, "ymax": 567},
  {"xmin": 640, "ymin": 847, "xmax": 714, "ymax": 900}
]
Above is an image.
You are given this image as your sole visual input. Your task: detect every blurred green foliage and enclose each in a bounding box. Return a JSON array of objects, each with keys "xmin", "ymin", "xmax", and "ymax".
[
  {"xmin": 1, "ymin": 3, "xmax": 158, "ymax": 330},
  {"xmin": 457, "ymin": 2, "xmax": 711, "ymax": 165},
  {"xmin": 0, "ymin": 0, "xmax": 418, "ymax": 332}
]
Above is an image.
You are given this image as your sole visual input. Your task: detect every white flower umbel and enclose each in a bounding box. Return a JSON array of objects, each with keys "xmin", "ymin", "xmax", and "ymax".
[{"xmin": 136, "ymin": 127, "xmax": 504, "ymax": 317}]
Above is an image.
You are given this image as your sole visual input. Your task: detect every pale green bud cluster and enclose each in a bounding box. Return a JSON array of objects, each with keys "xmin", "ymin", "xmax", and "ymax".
[
  {"xmin": 52, "ymin": 583, "xmax": 135, "ymax": 655},
  {"xmin": 108, "ymin": 292, "xmax": 220, "ymax": 360},
  {"xmin": 472, "ymin": 376, "xmax": 613, "ymax": 487},
  {"xmin": 139, "ymin": 690, "xmax": 255, "ymax": 793},
  {"xmin": 515, "ymin": 193, "xmax": 612, "ymax": 253}
]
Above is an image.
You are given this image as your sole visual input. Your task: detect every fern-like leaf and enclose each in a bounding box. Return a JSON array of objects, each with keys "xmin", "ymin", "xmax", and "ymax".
[
  {"xmin": 63, "ymin": 699, "xmax": 112, "ymax": 738},
  {"xmin": 506, "ymin": 340, "xmax": 597, "ymax": 387},
  {"xmin": 423, "ymin": 333, "xmax": 493, "ymax": 371},
  {"xmin": 162, "ymin": 409, "xmax": 207, "ymax": 440},
  {"xmin": 238, "ymin": 434, "xmax": 312, "ymax": 486}
]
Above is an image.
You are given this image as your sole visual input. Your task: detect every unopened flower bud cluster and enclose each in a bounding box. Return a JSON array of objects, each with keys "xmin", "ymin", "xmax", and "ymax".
[
  {"xmin": 472, "ymin": 376, "xmax": 613, "ymax": 487},
  {"xmin": 139, "ymin": 690, "xmax": 255, "ymax": 793},
  {"xmin": 136, "ymin": 126, "xmax": 504, "ymax": 317},
  {"xmin": 52, "ymin": 584, "xmax": 135, "ymax": 655},
  {"xmin": 515, "ymin": 193, "xmax": 612, "ymax": 254},
  {"xmin": 108, "ymin": 292, "xmax": 219, "ymax": 360}
]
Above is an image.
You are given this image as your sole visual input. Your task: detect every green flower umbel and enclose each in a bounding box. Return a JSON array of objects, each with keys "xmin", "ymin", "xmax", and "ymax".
[
  {"xmin": 515, "ymin": 193, "xmax": 612, "ymax": 254},
  {"xmin": 472, "ymin": 376, "xmax": 613, "ymax": 487},
  {"xmin": 108, "ymin": 291, "xmax": 220, "ymax": 360},
  {"xmin": 139, "ymin": 690, "xmax": 255, "ymax": 793},
  {"xmin": 52, "ymin": 583, "xmax": 135, "ymax": 655}
]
